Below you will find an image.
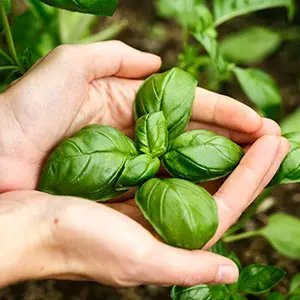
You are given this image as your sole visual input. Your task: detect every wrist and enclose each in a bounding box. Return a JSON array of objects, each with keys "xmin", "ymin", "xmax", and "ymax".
[{"xmin": 0, "ymin": 191, "xmax": 66, "ymax": 287}]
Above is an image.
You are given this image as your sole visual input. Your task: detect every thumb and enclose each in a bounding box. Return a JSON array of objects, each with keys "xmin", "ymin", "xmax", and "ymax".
[{"xmin": 140, "ymin": 241, "xmax": 239, "ymax": 287}]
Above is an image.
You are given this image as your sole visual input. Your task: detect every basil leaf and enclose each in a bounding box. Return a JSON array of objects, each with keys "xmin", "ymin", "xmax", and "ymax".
[
  {"xmin": 38, "ymin": 125, "xmax": 137, "ymax": 201},
  {"xmin": 220, "ymin": 27, "xmax": 282, "ymax": 65},
  {"xmin": 156, "ymin": 0, "xmax": 207, "ymax": 30},
  {"xmin": 213, "ymin": 0, "xmax": 295, "ymax": 26},
  {"xmin": 163, "ymin": 130, "xmax": 243, "ymax": 182},
  {"xmin": 234, "ymin": 67, "xmax": 283, "ymax": 120},
  {"xmin": 259, "ymin": 213, "xmax": 300, "ymax": 259},
  {"xmin": 39, "ymin": 0, "xmax": 118, "ymax": 15},
  {"xmin": 271, "ymin": 132, "xmax": 300, "ymax": 185},
  {"xmin": 281, "ymin": 107, "xmax": 300, "ymax": 134},
  {"xmin": 290, "ymin": 273, "xmax": 300, "ymax": 295},
  {"xmin": 171, "ymin": 285, "xmax": 212, "ymax": 300},
  {"xmin": 238, "ymin": 264, "xmax": 286, "ymax": 294},
  {"xmin": 136, "ymin": 178, "xmax": 218, "ymax": 249},
  {"xmin": 116, "ymin": 154, "xmax": 160, "ymax": 190},
  {"xmin": 134, "ymin": 68, "xmax": 198, "ymax": 140},
  {"xmin": 135, "ymin": 112, "xmax": 168, "ymax": 158}
]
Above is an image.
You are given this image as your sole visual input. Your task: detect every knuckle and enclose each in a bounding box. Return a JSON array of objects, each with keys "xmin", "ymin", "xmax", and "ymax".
[{"xmin": 109, "ymin": 40, "xmax": 127, "ymax": 49}]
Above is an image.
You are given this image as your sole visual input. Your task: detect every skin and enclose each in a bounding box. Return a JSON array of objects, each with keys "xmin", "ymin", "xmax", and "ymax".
[{"xmin": 0, "ymin": 41, "xmax": 290, "ymax": 288}]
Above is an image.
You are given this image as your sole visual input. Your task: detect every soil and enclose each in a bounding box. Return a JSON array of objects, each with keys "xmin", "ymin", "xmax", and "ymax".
[{"xmin": 1, "ymin": 1, "xmax": 300, "ymax": 299}]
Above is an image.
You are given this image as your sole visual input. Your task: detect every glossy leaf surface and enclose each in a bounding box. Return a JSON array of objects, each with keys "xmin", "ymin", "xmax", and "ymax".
[
  {"xmin": 271, "ymin": 132, "xmax": 300, "ymax": 185},
  {"xmin": 38, "ymin": 125, "xmax": 137, "ymax": 201},
  {"xmin": 135, "ymin": 112, "xmax": 168, "ymax": 157},
  {"xmin": 163, "ymin": 130, "xmax": 243, "ymax": 182},
  {"xmin": 136, "ymin": 178, "xmax": 218, "ymax": 249},
  {"xmin": 134, "ymin": 68, "xmax": 198, "ymax": 140},
  {"xmin": 238, "ymin": 264, "xmax": 286, "ymax": 294},
  {"xmin": 116, "ymin": 155, "xmax": 160, "ymax": 190}
]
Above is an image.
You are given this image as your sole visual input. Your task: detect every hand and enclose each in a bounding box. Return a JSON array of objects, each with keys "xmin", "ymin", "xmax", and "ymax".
[
  {"xmin": 0, "ymin": 134, "xmax": 289, "ymax": 288},
  {"xmin": 0, "ymin": 41, "xmax": 280, "ymax": 192}
]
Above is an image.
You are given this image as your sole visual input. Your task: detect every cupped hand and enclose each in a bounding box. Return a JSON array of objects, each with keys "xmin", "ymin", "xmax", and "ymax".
[
  {"xmin": 0, "ymin": 41, "xmax": 281, "ymax": 192},
  {"xmin": 0, "ymin": 133, "xmax": 289, "ymax": 288}
]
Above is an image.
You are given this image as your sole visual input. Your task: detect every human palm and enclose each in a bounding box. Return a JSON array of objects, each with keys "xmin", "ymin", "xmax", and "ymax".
[{"xmin": 0, "ymin": 42, "xmax": 290, "ymax": 288}]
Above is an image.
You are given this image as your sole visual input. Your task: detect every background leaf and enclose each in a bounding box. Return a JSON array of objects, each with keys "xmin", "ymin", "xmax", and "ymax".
[
  {"xmin": 290, "ymin": 273, "xmax": 300, "ymax": 295},
  {"xmin": 234, "ymin": 67, "xmax": 283, "ymax": 120},
  {"xmin": 260, "ymin": 213, "xmax": 300, "ymax": 259},
  {"xmin": 170, "ymin": 285, "xmax": 211, "ymax": 300},
  {"xmin": 58, "ymin": 10, "xmax": 96, "ymax": 43},
  {"xmin": 220, "ymin": 26, "xmax": 282, "ymax": 65},
  {"xmin": 281, "ymin": 107, "xmax": 300, "ymax": 134},
  {"xmin": 213, "ymin": 0, "xmax": 295, "ymax": 26},
  {"xmin": 238, "ymin": 264, "xmax": 286, "ymax": 294}
]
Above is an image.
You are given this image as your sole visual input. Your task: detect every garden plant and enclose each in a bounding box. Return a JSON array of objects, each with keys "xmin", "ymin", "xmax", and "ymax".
[{"xmin": 1, "ymin": 0, "xmax": 300, "ymax": 299}]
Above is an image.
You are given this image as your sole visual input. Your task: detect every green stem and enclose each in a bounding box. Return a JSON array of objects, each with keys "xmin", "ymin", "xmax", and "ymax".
[
  {"xmin": 0, "ymin": 65, "xmax": 19, "ymax": 71},
  {"xmin": 223, "ymin": 230, "xmax": 260, "ymax": 243},
  {"xmin": 0, "ymin": 0, "xmax": 20, "ymax": 69},
  {"xmin": 0, "ymin": 48, "xmax": 13, "ymax": 64},
  {"xmin": 80, "ymin": 20, "xmax": 129, "ymax": 44}
]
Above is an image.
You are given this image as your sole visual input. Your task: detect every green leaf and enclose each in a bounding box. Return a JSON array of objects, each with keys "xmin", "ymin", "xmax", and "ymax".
[
  {"xmin": 39, "ymin": 0, "xmax": 118, "ymax": 15},
  {"xmin": 136, "ymin": 178, "xmax": 218, "ymax": 249},
  {"xmin": 267, "ymin": 292, "xmax": 285, "ymax": 300},
  {"xmin": 260, "ymin": 213, "xmax": 300, "ymax": 259},
  {"xmin": 271, "ymin": 132, "xmax": 300, "ymax": 185},
  {"xmin": 156, "ymin": 0, "xmax": 204, "ymax": 29},
  {"xmin": 163, "ymin": 130, "xmax": 243, "ymax": 182},
  {"xmin": 38, "ymin": 125, "xmax": 137, "ymax": 201},
  {"xmin": 281, "ymin": 107, "xmax": 300, "ymax": 134},
  {"xmin": 11, "ymin": 8, "xmax": 57, "ymax": 65},
  {"xmin": 290, "ymin": 273, "xmax": 300, "ymax": 295},
  {"xmin": 58, "ymin": 10, "xmax": 96, "ymax": 43},
  {"xmin": 134, "ymin": 68, "xmax": 198, "ymax": 140},
  {"xmin": 220, "ymin": 27, "xmax": 282, "ymax": 65},
  {"xmin": 135, "ymin": 112, "xmax": 168, "ymax": 158},
  {"xmin": 290, "ymin": 296, "xmax": 300, "ymax": 300},
  {"xmin": 116, "ymin": 155, "xmax": 160, "ymax": 190},
  {"xmin": 171, "ymin": 285, "xmax": 211, "ymax": 300},
  {"xmin": 238, "ymin": 264, "xmax": 286, "ymax": 294},
  {"xmin": 213, "ymin": 0, "xmax": 295, "ymax": 26},
  {"xmin": 234, "ymin": 67, "xmax": 283, "ymax": 120}
]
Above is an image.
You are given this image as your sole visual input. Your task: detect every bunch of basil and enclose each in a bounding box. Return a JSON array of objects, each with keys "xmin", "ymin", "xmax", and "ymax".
[
  {"xmin": 39, "ymin": 67, "xmax": 244, "ymax": 250},
  {"xmin": 38, "ymin": 67, "xmax": 297, "ymax": 298}
]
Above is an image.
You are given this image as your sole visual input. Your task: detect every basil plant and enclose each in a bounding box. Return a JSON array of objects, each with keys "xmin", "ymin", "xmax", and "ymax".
[{"xmin": 39, "ymin": 67, "xmax": 244, "ymax": 254}]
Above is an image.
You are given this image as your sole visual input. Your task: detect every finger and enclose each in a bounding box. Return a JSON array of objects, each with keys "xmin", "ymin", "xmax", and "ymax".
[
  {"xmin": 206, "ymin": 136, "xmax": 290, "ymax": 247},
  {"xmin": 53, "ymin": 41, "xmax": 162, "ymax": 80},
  {"xmin": 192, "ymin": 88, "xmax": 262, "ymax": 133},
  {"xmin": 141, "ymin": 243, "xmax": 239, "ymax": 286},
  {"xmin": 188, "ymin": 117, "xmax": 281, "ymax": 144},
  {"xmin": 251, "ymin": 137, "xmax": 290, "ymax": 200}
]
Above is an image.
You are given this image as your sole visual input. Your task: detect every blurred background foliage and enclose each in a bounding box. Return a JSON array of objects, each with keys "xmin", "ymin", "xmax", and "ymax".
[{"xmin": 1, "ymin": 0, "xmax": 300, "ymax": 299}]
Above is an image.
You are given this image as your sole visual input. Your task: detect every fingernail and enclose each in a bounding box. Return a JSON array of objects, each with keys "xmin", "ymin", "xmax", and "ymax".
[{"xmin": 216, "ymin": 265, "xmax": 239, "ymax": 284}]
